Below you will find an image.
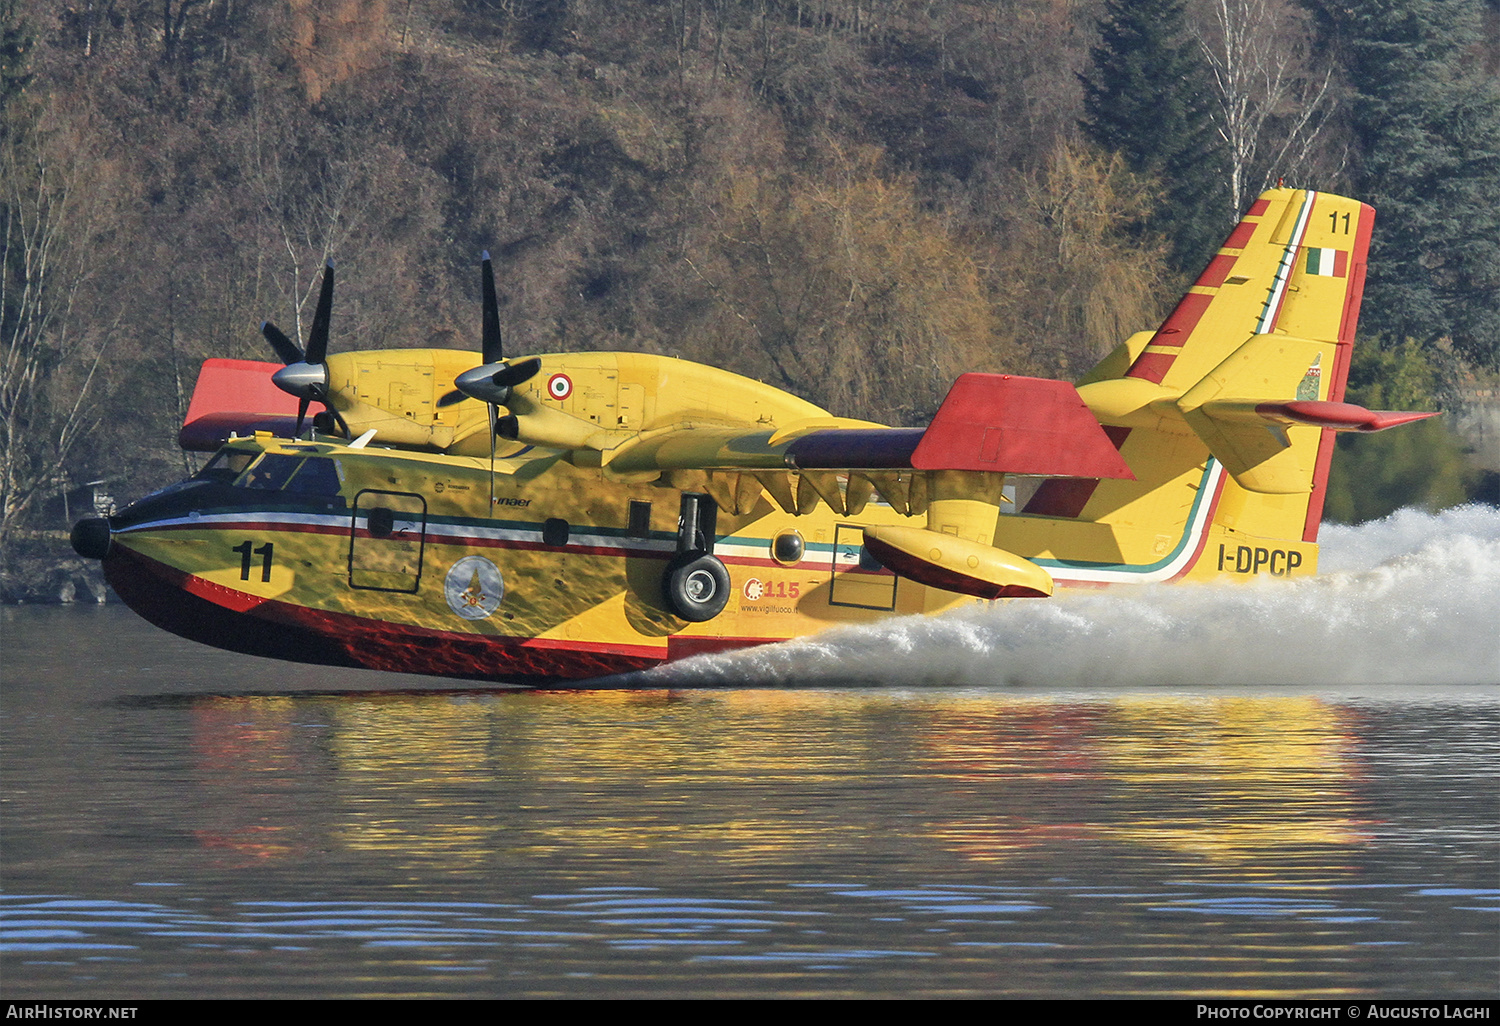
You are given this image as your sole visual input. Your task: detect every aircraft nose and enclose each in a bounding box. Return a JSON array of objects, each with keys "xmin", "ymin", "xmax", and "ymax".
[{"xmin": 70, "ymin": 517, "xmax": 113, "ymax": 560}]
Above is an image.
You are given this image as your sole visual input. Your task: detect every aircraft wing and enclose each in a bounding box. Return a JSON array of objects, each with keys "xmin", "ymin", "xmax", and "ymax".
[
  {"xmin": 600, "ymin": 374, "xmax": 1134, "ymax": 515},
  {"xmin": 179, "ymin": 358, "xmax": 304, "ymax": 451}
]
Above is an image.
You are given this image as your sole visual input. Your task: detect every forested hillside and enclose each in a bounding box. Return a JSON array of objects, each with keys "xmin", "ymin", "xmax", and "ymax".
[{"xmin": 3, "ymin": 0, "xmax": 1498, "ymax": 598}]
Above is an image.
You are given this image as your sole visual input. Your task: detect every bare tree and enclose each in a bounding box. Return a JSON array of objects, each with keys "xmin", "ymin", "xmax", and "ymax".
[
  {"xmin": 0, "ymin": 97, "xmax": 123, "ymax": 576},
  {"xmin": 1194, "ymin": 0, "xmax": 1338, "ymax": 216}
]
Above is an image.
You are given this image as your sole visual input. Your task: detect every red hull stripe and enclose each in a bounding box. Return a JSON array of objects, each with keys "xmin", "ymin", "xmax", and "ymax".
[{"xmin": 104, "ymin": 546, "xmax": 784, "ymax": 683}]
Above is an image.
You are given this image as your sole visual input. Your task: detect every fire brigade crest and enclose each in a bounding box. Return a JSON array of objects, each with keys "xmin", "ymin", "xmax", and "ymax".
[
  {"xmin": 445, "ymin": 555, "xmax": 504, "ymax": 620},
  {"xmin": 1296, "ymin": 353, "xmax": 1322, "ymax": 401}
]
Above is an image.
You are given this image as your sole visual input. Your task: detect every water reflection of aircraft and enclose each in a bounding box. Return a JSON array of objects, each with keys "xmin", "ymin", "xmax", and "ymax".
[
  {"xmin": 72, "ymin": 189, "xmax": 1432, "ymax": 683},
  {"xmin": 182, "ymin": 692, "xmax": 1370, "ymax": 867},
  {"xmin": 919, "ymin": 696, "xmax": 1369, "ymax": 863}
]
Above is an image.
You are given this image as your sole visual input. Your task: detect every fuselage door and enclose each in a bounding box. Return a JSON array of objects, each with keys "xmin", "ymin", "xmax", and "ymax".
[
  {"xmin": 349, "ymin": 489, "xmax": 427, "ymax": 592},
  {"xmin": 828, "ymin": 523, "xmax": 897, "ymax": 610}
]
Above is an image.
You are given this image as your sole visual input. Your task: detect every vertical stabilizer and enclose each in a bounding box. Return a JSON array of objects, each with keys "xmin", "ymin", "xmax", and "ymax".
[{"xmin": 1005, "ymin": 189, "xmax": 1411, "ymax": 586}]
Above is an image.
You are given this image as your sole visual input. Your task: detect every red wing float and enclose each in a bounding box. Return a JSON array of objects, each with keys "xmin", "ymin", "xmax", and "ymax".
[{"xmin": 73, "ymin": 189, "xmax": 1436, "ymax": 684}]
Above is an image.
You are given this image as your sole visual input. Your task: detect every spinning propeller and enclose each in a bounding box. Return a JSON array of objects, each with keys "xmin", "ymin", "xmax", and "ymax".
[
  {"xmin": 438, "ymin": 252, "xmax": 541, "ymax": 412},
  {"xmin": 264, "ymin": 261, "xmax": 351, "ymax": 439},
  {"xmin": 435, "ymin": 253, "xmax": 543, "ymax": 505}
]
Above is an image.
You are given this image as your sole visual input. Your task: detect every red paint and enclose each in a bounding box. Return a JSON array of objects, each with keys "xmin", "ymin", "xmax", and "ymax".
[
  {"xmin": 1198, "ymin": 253, "xmax": 1238, "ymax": 289},
  {"xmin": 1222, "ymin": 221, "xmax": 1256, "ymax": 250},
  {"xmin": 1020, "ymin": 426, "xmax": 1131, "ymax": 518},
  {"xmin": 911, "ymin": 374, "xmax": 1133, "ymax": 479},
  {"xmin": 1123, "ymin": 351, "xmax": 1176, "ymax": 384},
  {"xmin": 1246, "ymin": 198, "xmax": 1271, "ymax": 217},
  {"xmin": 1127, "ymin": 291, "xmax": 1216, "ymax": 382},
  {"xmin": 1150, "ymin": 292, "xmax": 1214, "ymax": 348},
  {"xmin": 1259, "ymin": 400, "xmax": 1437, "ymax": 431},
  {"xmin": 860, "ymin": 536, "xmax": 1050, "ymax": 600},
  {"xmin": 179, "ymin": 359, "xmax": 300, "ymax": 450},
  {"xmin": 105, "ymin": 546, "xmax": 672, "ymax": 684},
  {"xmin": 1305, "ymin": 201, "xmax": 1376, "ymax": 542}
]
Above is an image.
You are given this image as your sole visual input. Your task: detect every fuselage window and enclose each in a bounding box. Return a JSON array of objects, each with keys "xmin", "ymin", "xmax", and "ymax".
[
  {"xmin": 772, "ymin": 530, "xmax": 805, "ymax": 565},
  {"xmin": 543, "ymin": 518, "xmax": 570, "ymax": 547}
]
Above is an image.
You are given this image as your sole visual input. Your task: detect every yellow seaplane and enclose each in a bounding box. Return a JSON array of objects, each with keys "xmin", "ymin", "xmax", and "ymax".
[{"xmin": 71, "ymin": 188, "xmax": 1434, "ymax": 684}]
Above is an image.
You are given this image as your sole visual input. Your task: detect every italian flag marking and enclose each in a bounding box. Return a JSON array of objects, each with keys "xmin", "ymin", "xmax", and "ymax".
[{"xmin": 1305, "ymin": 247, "xmax": 1348, "ymax": 277}]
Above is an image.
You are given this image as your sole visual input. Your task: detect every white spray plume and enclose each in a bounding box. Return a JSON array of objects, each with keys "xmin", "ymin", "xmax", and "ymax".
[{"xmin": 646, "ymin": 505, "xmax": 1500, "ymax": 689}]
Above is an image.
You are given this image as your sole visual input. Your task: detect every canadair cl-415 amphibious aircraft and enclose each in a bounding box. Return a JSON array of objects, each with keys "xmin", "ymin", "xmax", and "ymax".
[{"xmin": 71, "ymin": 188, "xmax": 1434, "ymax": 683}]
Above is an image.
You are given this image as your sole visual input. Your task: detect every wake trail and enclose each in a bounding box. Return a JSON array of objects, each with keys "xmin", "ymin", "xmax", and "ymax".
[{"xmin": 649, "ymin": 505, "xmax": 1500, "ymax": 689}]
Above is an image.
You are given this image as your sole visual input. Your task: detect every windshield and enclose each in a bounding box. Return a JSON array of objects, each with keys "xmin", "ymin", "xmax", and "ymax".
[
  {"xmin": 194, "ymin": 449, "xmax": 257, "ymax": 483},
  {"xmin": 239, "ymin": 454, "xmax": 344, "ymax": 496}
]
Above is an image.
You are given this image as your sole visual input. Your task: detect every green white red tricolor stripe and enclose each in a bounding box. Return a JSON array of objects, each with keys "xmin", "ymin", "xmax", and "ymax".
[{"xmin": 1305, "ymin": 247, "xmax": 1347, "ymax": 277}]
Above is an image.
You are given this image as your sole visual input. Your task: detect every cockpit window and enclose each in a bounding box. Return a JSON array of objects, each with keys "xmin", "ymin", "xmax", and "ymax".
[
  {"xmin": 234, "ymin": 453, "xmax": 344, "ymax": 496},
  {"xmin": 240, "ymin": 454, "xmax": 305, "ymax": 491},
  {"xmin": 284, "ymin": 457, "xmax": 343, "ymax": 496},
  {"xmin": 196, "ymin": 449, "xmax": 257, "ymax": 482}
]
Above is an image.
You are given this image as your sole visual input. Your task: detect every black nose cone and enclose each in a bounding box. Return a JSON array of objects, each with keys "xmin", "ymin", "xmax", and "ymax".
[{"xmin": 71, "ymin": 517, "xmax": 112, "ymax": 560}]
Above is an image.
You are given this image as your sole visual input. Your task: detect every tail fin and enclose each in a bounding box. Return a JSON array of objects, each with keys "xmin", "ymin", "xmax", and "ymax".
[
  {"xmin": 1075, "ymin": 190, "xmax": 1437, "ymax": 533},
  {"xmin": 1122, "ymin": 189, "xmax": 1372, "ymax": 393},
  {"xmin": 1008, "ymin": 189, "xmax": 1434, "ymax": 585}
]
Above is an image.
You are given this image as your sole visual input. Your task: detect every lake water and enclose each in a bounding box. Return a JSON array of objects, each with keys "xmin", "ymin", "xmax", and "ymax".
[{"xmin": 2, "ymin": 506, "xmax": 1497, "ymax": 998}]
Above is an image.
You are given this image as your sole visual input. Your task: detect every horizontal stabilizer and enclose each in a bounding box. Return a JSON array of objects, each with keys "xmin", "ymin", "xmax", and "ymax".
[
  {"xmin": 1188, "ymin": 398, "xmax": 1438, "ymax": 494},
  {"xmin": 1250, "ymin": 401, "xmax": 1437, "ymax": 432},
  {"xmin": 179, "ymin": 359, "xmax": 301, "ymax": 452}
]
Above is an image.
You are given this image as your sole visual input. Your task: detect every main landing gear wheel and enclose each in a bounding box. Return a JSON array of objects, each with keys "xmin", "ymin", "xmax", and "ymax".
[{"xmin": 662, "ymin": 550, "xmax": 730, "ymax": 622}]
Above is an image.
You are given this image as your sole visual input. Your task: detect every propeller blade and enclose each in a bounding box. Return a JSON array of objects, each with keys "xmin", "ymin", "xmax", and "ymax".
[
  {"xmin": 436, "ymin": 388, "xmax": 467, "ymax": 408},
  {"xmin": 324, "ymin": 403, "xmax": 352, "ymax": 439},
  {"xmin": 488, "ymin": 402, "xmax": 497, "ymax": 509},
  {"xmin": 305, "ymin": 260, "xmax": 334, "ymax": 365},
  {"xmin": 481, "ymin": 251, "xmax": 503, "ymax": 365},
  {"xmin": 262, "ymin": 321, "xmax": 304, "ymax": 364},
  {"xmin": 492, "ymin": 356, "xmax": 541, "ymax": 388},
  {"xmin": 450, "ymin": 356, "xmax": 541, "ymax": 406},
  {"xmin": 294, "ymin": 396, "xmax": 311, "ymax": 438}
]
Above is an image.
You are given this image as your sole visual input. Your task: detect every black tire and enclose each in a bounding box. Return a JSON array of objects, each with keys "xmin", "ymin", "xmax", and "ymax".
[{"xmin": 662, "ymin": 550, "xmax": 730, "ymax": 622}]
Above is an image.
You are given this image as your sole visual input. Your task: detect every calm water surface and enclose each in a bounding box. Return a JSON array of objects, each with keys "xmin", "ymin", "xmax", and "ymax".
[{"xmin": 2, "ymin": 508, "xmax": 1498, "ymax": 998}]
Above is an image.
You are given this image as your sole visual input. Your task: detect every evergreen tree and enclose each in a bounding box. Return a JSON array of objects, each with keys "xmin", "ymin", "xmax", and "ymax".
[
  {"xmin": 0, "ymin": 0, "xmax": 32, "ymax": 113},
  {"xmin": 1080, "ymin": 0, "xmax": 1230, "ymax": 273},
  {"xmin": 1322, "ymin": 0, "xmax": 1500, "ymax": 368}
]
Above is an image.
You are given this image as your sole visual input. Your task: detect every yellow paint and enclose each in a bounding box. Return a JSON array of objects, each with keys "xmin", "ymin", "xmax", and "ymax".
[{"xmin": 112, "ymin": 189, "xmax": 1422, "ymax": 680}]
